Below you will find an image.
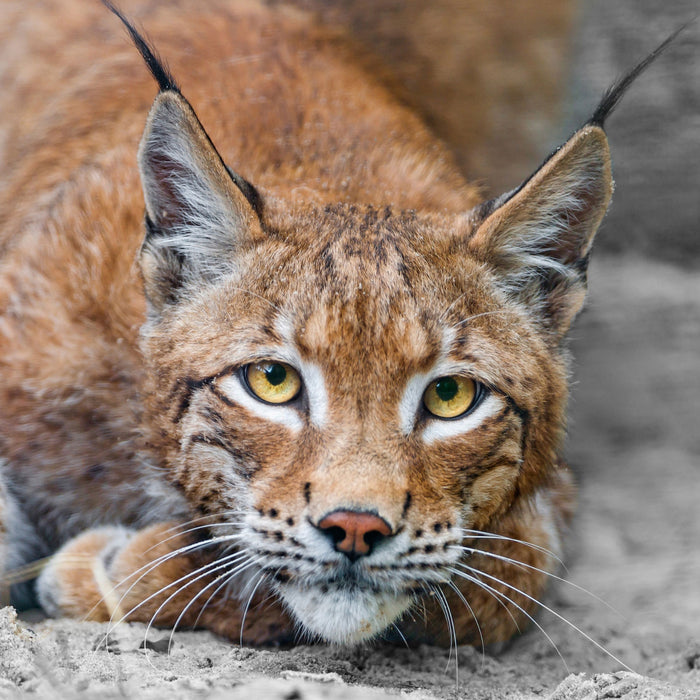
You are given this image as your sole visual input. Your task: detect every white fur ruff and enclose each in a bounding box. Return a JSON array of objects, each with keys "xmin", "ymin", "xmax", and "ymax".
[{"xmin": 278, "ymin": 583, "xmax": 411, "ymax": 644}]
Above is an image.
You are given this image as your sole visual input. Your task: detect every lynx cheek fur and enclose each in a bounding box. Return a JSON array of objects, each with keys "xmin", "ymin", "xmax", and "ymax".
[{"xmin": 0, "ymin": 2, "xmax": 678, "ymax": 646}]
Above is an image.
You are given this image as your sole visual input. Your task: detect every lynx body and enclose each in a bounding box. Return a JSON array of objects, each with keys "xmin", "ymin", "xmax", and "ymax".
[{"xmin": 0, "ymin": 0, "xmax": 665, "ymax": 646}]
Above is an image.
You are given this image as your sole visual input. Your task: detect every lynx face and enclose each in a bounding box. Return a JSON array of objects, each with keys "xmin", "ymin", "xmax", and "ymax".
[
  {"xmin": 142, "ymin": 205, "xmax": 567, "ymax": 641},
  {"xmin": 133, "ymin": 87, "xmax": 610, "ymax": 642}
]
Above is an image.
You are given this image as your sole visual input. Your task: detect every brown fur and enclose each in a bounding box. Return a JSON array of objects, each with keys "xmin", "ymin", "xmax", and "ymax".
[{"xmin": 0, "ymin": 0, "xmax": 617, "ymax": 647}]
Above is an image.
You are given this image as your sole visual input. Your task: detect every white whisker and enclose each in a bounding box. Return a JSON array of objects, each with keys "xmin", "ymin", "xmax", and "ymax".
[
  {"xmin": 141, "ymin": 524, "xmax": 243, "ymax": 556},
  {"xmin": 451, "ymin": 309, "xmax": 515, "ymax": 329},
  {"xmin": 444, "ymin": 578, "xmax": 486, "ymax": 664},
  {"xmin": 453, "ymin": 562, "xmax": 633, "ymax": 671},
  {"xmin": 94, "ymin": 535, "xmax": 240, "ymax": 626},
  {"xmin": 142, "ymin": 553, "xmax": 260, "ymax": 651},
  {"xmin": 167, "ymin": 554, "xmax": 261, "ymax": 652},
  {"xmin": 390, "ymin": 622, "xmax": 410, "ymax": 649},
  {"xmin": 239, "ymin": 571, "xmax": 268, "ymax": 646},
  {"xmin": 448, "ymin": 565, "xmax": 569, "ymax": 672},
  {"xmin": 457, "ymin": 528, "xmax": 565, "ymax": 568},
  {"xmin": 108, "ymin": 549, "xmax": 245, "ymax": 639},
  {"xmin": 191, "ymin": 570, "xmax": 241, "ymax": 630},
  {"xmin": 451, "ymin": 544, "xmax": 620, "ymax": 615},
  {"xmin": 89, "ymin": 534, "xmax": 241, "ymax": 648},
  {"xmin": 431, "ymin": 584, "xmax": 459, "ymax": 686}
]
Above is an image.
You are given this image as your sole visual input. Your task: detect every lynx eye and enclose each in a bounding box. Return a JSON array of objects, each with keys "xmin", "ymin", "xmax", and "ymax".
[
  {"xmin": 244, "ymin": 362, "xmax": 301, "ymax": 404},
  {"xmin": 423, "ymin": 376, "xmax": 477, "ymax": 419}
]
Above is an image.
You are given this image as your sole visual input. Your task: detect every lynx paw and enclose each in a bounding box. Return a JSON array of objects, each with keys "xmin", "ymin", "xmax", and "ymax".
[
  {"xmin": 37, "ymin": 523, "xmax": 205, "ymax": 623},
  {"xmin": 35, "ymin": 523, "xmax": 294, "ymax": 644},
  {"xmin": 36, "ymin": 526, "xmax": 136, "ymax": 620}
]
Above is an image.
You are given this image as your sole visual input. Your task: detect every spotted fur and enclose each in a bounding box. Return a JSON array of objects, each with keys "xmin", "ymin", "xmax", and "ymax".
[{"xmin": 0, "ymin": 1, "xmax": 677, "ymax": 646}]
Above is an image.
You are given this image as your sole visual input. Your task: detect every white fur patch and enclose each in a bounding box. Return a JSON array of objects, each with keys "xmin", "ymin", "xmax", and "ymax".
[
  {"xmin": 398, "ymin": 372, "xmax": 431, "ymax": 435},
  {"xmin": 422, "ymin": 392, "xmax": 503, "ymax": 444},
  {"xmin": 278, "ymin": 583, "xmax": 411, "ymax": 644},
  {"xmin": 533, "ymin": 489, "xmax": 563, "ymax": 562},
  {"xmin": 296, "ymin": 359, "xmax": 328, "ymax": 429}
]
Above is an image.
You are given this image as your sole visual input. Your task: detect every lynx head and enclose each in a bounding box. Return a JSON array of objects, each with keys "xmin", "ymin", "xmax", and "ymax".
[{"xmin": 107, "ymin": 4, "xmax": 676, "ymax": 644}]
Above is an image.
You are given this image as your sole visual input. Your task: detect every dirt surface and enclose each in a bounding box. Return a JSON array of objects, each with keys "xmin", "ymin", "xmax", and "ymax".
[{"xmin": 1, "ymin": 255, "xmax": 698, "ymax": 699}]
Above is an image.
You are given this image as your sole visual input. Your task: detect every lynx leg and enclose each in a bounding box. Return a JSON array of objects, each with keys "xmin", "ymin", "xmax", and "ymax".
[
  {"xmin": 0, "ymin": 464, "xmax": 45, "ymax": 609},
  {"xmin": 36, "ymin": 523, "xmax": 293, "ymax": 644}
]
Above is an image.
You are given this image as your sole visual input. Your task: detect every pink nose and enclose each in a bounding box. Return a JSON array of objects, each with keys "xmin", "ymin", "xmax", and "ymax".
[{"xmin": 317, "ymin": 510, "xmax": 392, "ymax": 560}]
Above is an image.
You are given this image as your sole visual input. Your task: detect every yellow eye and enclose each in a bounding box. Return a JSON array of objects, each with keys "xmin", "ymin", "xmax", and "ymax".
[
  {"xmin": 423, "ymin": 376, "xmax": 477, "ymax": 419},
  {"xmin": 245, "ymin": 362, "xmax": 301, "ymax": 404}
]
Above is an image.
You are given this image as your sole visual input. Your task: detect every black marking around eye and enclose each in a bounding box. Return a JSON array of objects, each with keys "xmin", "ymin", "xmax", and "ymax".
[
  {"xmin": 172, "ymin": 376, "xmax": 215, "ymax": 423},
  {"xmin": 504, "ymin": 396, "xmax": 530, "ymax": 456},
  {"xmin": 188, "ymin": 433, "xmax": 260, "ymax": 479},
  {"xmin": 401, "ymin": 491, "xmax": 412, "ymax": 519},
  {"xmin": 199, "ymin": 406, "xmax": 224, "ymax": 423},
  {"xmin": 209, "ymin": 384, "xmax": 236, "ymax": 408},
  {"xmin": 475, "ymin": 423, "xmax": 515, "ymax": 466}
]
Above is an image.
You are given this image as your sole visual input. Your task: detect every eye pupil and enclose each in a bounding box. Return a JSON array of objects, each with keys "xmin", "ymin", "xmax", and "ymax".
[
  {"xmin": 264, "ymin": 363, "xmax": 287, "ymax": 386},
  {"xmin": 435, "ymin": 377, "xmax": 458, "ymax": 402}
]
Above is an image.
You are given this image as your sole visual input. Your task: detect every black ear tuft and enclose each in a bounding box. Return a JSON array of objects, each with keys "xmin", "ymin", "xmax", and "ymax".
[
  {"xmin": 589, "ymin": 19, "xmax": 693, "ymax": 128},
  {"xmin": 102, "ymin": 0, "xmax": 180, "ymax": 93}
]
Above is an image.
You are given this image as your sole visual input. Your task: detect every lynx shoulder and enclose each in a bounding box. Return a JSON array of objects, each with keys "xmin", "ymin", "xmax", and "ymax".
[{"xmin": 0, "ymin": 1, "xmax": 680, "ymax": 645}]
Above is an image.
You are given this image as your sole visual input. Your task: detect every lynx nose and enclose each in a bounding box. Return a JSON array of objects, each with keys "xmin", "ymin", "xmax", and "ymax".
[{"xmin": 316, "ymin": 510, "xmax": 392, "ymax": 562}]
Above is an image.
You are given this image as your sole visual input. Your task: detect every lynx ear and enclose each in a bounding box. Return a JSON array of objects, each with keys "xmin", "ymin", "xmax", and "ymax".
[
  {"xmin": 467, "ymin": 125, "xmax": 612, "ymax": 337},
  {"xmin": 138, "ymin": 90, "xmax": 263, "ymax": 311}
]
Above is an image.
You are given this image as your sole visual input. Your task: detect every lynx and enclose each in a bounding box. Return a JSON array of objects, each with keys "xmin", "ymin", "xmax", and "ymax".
[{"xmin": 0, "ymin": 1, "xmax": 679, "ymax": 646}]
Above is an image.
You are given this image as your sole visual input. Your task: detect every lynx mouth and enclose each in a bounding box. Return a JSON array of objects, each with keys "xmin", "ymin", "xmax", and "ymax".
[{"xmin": 275, "ymin": 580, "xmax": 413, "ymax": 644}]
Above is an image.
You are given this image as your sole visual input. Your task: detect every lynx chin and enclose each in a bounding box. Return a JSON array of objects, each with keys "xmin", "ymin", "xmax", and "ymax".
[{"xmin": 0, "ymin": 0, "xmax": 681, "ymax": 647}]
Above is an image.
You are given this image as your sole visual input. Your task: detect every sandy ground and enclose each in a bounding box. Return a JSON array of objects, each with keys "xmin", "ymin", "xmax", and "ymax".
[{"xmin": 1, "ymin": 255, "xmax": 698, "ymax": 699}]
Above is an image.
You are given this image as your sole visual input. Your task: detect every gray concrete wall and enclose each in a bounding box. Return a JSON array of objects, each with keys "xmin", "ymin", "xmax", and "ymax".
[{"xmin": 565, "ymin": 2, "xmax": 700, "ymax": 263}]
